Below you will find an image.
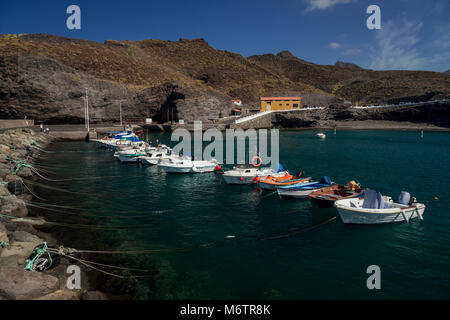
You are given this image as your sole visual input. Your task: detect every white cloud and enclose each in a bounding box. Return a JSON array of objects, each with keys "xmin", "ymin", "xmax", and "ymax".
[
  {"xmin": 369, "ymin": 20, "xmax": 427, "ymax": 70},
  {"xmin": 328, "ymin": 42, "xmax": 341, "ymax": 49},
  {"xmin": 305, "ymin": 0, "xmax": 356, "ymax": 11}
]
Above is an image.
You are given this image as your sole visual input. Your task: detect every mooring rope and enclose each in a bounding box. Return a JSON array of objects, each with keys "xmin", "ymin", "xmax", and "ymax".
[
  {"xmin": 0, "ymin": 211, "xmax": 159, "ymax": 230},
  {"xmin": 65, "ymin": 215, "xmax": 338, "ymax": 255},
  {"xmin": 30, "ymin": 144, "xmax": 55, "ymax": 153},
  {"xmin": 20, "ymin": 178, "xmax": 89, "ymax": 195},
  {"xmin": 21, "ymin": 180, "xmax": 49, "ymax": 201}
]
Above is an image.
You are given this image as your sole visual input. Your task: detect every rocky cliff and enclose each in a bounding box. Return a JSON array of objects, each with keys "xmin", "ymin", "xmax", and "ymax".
[{"xmin": 1, "ymin": 33, "xmax": 449, "ymax": 124}]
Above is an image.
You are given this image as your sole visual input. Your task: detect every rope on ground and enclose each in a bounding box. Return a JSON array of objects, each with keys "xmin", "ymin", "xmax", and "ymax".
[
  {"xmin": 0, "ymin": 241, "xmax": 9, "ymax": 248},
  {"xmin": 24, "ymin": 241, "xmax": 53, "ymax": 272}
]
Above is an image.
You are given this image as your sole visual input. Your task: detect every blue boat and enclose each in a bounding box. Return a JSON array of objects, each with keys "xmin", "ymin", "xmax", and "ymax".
[{"xmin": 277, "ymin": 176, "xmax": 334, "ymax": 199}]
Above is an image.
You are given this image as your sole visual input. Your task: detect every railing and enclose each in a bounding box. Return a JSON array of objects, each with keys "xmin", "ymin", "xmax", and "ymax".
[
  {"xmin": 234, "ymin": 107, "xmax": 325, "ymax": 124},
  {"xmin": 234, "ymin": 111, "xmax": 272, "ymax": 124}
]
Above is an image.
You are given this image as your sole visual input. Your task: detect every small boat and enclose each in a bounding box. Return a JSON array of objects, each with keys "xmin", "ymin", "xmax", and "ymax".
[
  {"xmin": 114, "ymin": 142, "xmax": 150, "ymax": 163},
  {"xmin": 95, "ymin": 131, "xmax": 139, "ymax": 150},
  {"xmin": 316, "ymin": 133, "xmax": 326, "ymax": 139},
  {"xmin": 158, "ymin": 157, "xmax": 220, "ymax": 173},
  {"xmin": 277, "ymin": 176, "xmax": 333, "ymax": 199},
  {"xmin": 257, "ymin": 171, "xmax": 311, "ymax": 190},
  {"xmin": 222, "ymin": 165, "xmax": 287, "ymax": 185},
  {"xmin": 116, "ymin": 148, "xmax": 147, "ymax": 163},
  {"xmin": 334, "ymin": 190, "xmax": 426, "ymax": 224},
  {"xmin": 308, "ymin": 181, "xmax": 363, "ymax": 207},
  {"xmin": 139, "ymin": 145, "xmax": 173, "ymax": 165}
]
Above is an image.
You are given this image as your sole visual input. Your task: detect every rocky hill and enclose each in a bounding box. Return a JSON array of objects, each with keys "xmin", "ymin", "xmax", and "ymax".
[
  {"xmin": 1, "ymin": 33, "xmax": 449, "ymax": 124},
  {"xmin": 334, "ymin": 61, "xmax": 362, "ymax": 69}
]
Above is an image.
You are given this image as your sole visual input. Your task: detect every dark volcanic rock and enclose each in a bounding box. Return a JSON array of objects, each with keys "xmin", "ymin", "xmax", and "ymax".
[{"xmin": 1, "ymin": 34, "xmax": 449, "ymax": 123}]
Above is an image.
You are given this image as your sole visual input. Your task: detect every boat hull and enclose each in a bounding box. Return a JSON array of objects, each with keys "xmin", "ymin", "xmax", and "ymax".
[
  {"xmin": 140, "ymin": 157, "xmax": 160, "ymax": 165},
  {"xmin": 223, "ymin": 175, "xmax": 257, "ymax": 185},
  {"xmin": 277, "ymin": 188, "xmax": 317, "ymax": 199},
  {"xmin": 335, "ymin": 204, "xmax": 426, "ymax": 224},
  {"xmin": 159, "ymin": 164, "xmax": 217, "ymax": 174},
  {"xmin": 257, "ymin": 182, "xmax": 278, "ymax": 190},
  {"xmin": 118, "ymin": 155, "xmax": 141, "ymax": 163}
]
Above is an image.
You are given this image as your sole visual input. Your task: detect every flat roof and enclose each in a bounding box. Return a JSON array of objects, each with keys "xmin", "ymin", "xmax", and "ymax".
[{"xmin": 261, "ymin": 97, "xmax": 301, "ymax": 101}]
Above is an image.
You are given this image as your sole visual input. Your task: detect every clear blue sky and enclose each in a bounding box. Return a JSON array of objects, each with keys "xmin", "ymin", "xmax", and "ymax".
[{"xmin": 1, "ymin": 0, "xmax": 449, "ymax": 71}]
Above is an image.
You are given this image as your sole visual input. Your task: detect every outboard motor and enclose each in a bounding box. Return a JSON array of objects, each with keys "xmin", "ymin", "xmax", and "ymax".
[
  {"xmin": 320, "ymin": 176, "xmax": 332, "ymax": 185},
  {"xmin": 398, "ymin": 191, "xmax": 411, "ymax": 205}
]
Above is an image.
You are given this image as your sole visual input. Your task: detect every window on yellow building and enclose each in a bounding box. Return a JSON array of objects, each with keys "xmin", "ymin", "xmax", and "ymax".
[{"xmin": 293, "ymin": 104, "xmax": 299, "ymax": 108}]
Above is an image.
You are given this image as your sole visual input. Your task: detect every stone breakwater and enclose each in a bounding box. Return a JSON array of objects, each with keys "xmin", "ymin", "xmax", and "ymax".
[{"xmin": 0, "ymin": 128, "xmax": 107, "ymax": 300}]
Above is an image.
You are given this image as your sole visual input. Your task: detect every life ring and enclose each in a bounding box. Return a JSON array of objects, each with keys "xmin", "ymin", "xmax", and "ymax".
[{"xmin": 251, "ymin": 156, "xmax": 262, "ymax": 167}]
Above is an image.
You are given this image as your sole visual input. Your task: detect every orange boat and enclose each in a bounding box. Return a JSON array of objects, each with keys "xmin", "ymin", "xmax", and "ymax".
[
  {"xmin": 308, "ymin": 181, "xmax": 363, "ymax": 208},
  {"xmin": 257, "ymin": 172, "xmax": 311, "ymax": 190}
]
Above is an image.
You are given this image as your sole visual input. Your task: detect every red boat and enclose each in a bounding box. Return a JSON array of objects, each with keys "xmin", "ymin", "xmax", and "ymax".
[{"xmin": 308, "ymin": 181, "xmax": 363, "ymax": 208}]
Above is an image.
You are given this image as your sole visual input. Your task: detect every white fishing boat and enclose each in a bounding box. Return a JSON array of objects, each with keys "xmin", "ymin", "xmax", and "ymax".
[
  {"xmin": 114, "ymin": 143, "xmax": 150, "ymax": 163},
  {"xmin": 334, "ymin": 190, "xmax": 426, "ymax": 224},
  {"xmin": 222, "ymin": 165, "xmax": 287, "ymax": 185},
  {"xmin": 316, "ymin": 132, "xmax": 326, "ymax": 139},
  {"xmin": 158, "ymin": 157, "xmax": 220, "ymax": 173},
  {"xmin": 117, "ymin": 150, "xmax": 147, "ymax": 163},
  {"xmin": 139, "ymin": 145, "xmax": 173, "ymax": 165}
]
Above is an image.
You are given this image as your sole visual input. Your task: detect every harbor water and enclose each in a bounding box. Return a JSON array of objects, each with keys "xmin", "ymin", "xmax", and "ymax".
[{"xmin": 35, "ymin": 130, "xmax": 450, "ymax": 299}]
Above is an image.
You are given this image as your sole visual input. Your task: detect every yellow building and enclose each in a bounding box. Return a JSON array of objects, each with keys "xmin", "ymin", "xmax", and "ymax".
[{"xmin": 260, "ymin": 97, "xmax": 301, "ymax": 112}]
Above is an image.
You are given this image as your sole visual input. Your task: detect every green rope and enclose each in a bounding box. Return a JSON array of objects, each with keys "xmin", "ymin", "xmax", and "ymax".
[{"xmin": 25, "ymin": 241, "xmax": 52, "ymax": 272}]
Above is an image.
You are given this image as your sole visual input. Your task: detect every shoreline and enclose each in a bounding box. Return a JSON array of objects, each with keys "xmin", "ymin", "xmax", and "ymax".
[
  {"xmin": 0, "ymin": 128, "xmax": 109, "ymax": 300},
  {"xmin": 2, "ymin": 120, "xmax": 447, "ymax": 140},
  {"xmin": 277, "ymin": 121, "xmax": 450, "ymax": 132}
]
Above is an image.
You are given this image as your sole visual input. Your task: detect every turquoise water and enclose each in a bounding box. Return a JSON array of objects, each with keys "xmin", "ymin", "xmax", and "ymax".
[{"xmin": 36, "ymin": 130, "xmax": 450, "ymax": 299}]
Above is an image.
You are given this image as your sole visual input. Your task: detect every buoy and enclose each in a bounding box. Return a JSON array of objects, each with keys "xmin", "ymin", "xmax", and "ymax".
[
  {"xmin": 434, "ymin": 197, "xmax": 439, "ymax": 200},
  {"xmin": 239, "ymin": 177, "xmax": 244, "ymax": 182},
  {"xmin": 215, "ymin": 165, "xmax": 221, "ymax": 171},
  {"xmin": 251, "ymin": 156, "xmax": 262, "ymax": 167},
  {"xmin": 421, "ymin": 130, "xmax": 424, "ymax": 139}
]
